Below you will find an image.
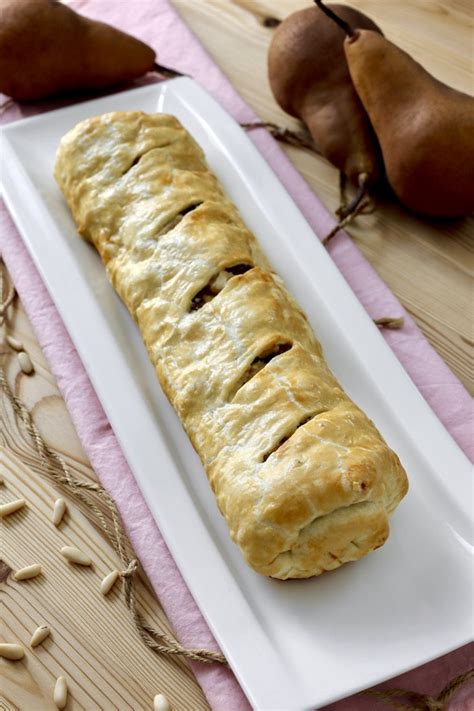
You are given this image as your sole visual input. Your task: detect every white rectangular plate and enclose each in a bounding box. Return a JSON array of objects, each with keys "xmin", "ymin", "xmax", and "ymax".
[{"xmin": 1, "ymin": 79, "xmax": 472, "ymax": 711}]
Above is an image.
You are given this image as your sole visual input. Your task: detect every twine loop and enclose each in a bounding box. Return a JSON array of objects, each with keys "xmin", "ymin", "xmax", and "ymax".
[
  {"xmin": 361, "ymin": 668, "xmax": 474, "ymax": 710},
  {"xmin": 120, "ymin": 559, "xmax": 139, "ymax": 578},
  {"xmin": 425, "ymin": 698, "xmax": 444, "ymax": 711},
  {"xmin": 321, "ymin": 198, "xmax": 372, "ymax": 245},
  {"xmin": 0, "ymin": 260, "xmax": 226, "ymax": 666},
  {"xmin": 0, "ymin": 281, "xmax": 15, "ymax": 325}
]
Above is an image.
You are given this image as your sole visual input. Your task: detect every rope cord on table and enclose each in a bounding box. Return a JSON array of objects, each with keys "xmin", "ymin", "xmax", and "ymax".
[
  {"xmin": 0, "ymin": 364, "xmax": 226, "ymax": 665},
  {"xmin": 240, "ymin": 120, "xmax": 320, "ymax": 155},
  {"xmin": 321, "ymin": 197, "xmax": 371, "ymax": 245},
  {"xmin": 0, "ymin": 264, "xmax": 226, "ymax": 666},
  {"xmin": 1, "ymin": 264, "xmax": 472, "ymax": 703},
  {"xmin": 361, "ymin": 668, "xmax": 474, "ymax": 710}
]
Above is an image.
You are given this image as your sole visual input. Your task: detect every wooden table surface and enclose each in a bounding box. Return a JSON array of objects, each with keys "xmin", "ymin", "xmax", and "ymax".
[{"xmin": 1, "ymin": 2, "xmax": 472, "ymax": 710}]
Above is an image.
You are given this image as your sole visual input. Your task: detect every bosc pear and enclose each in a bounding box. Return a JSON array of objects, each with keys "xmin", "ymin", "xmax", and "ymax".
[
  {"xmin": 343, "ymin": 30, "xmax": 474, "ymax": 217},
  {"xmin": 0, "ymin": 0, "xmax": 156, "ymax": 101},
  {"xmin": 268, "ymin": 3, "xmax": 384, "ymax": 213}
]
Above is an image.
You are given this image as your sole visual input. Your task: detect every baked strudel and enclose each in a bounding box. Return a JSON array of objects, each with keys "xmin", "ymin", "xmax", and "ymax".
[{"xmin": 55, "ymin": 112, "xmax": 408, "ymax": 579}]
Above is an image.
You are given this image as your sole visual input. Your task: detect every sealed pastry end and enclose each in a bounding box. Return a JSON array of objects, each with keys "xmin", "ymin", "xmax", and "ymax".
[{"xmin": 264, "ymin": 501, "xmax": 390, "ymax": 579}]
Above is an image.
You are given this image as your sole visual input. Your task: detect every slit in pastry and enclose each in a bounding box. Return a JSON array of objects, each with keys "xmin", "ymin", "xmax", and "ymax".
[
  {"xmin": 156, "ymin": 201, "xmax": 204, "ymax": 238},
  {"xmin": 189, "ymin": 263, "xmax": 253, "ymax": 312},
  {"xmin": 232, "ymin": 342, "xmax": 292, "ymax": 399},
  {"xmin": 121, "ymin": 143, "xmax": 173, "ymax": 175},
  {"xmin": 262, "ymin": 410, "xmax": 328, "ymax": 462},
  {"xmin": 122, "ymin": 154, "xmax": 142, "ymax": 174}
]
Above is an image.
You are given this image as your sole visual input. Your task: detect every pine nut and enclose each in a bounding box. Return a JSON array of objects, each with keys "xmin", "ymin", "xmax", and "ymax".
[
  {"xmin": 6, "ymin": 335, "xmax": 24, "ymax": 351},
  {"xmin": 52, "ymin": 498, "xmax": 67, "ymax": 526},
  {"xmin": 60, "ymin": 546, "xmax": 92, "ymax": 566},
  {"xmin": 100, "ymin": 570, "xmax": 119, "ymax": 596},
  {"xmin": 14, "ymin": 564, "xmax": 42, "ymax": 581},
  {"xmin": 0, "ymin": 643, "xmax": 25, "ymax": 660},
  {"xmin": 18, "ymin": 351, "xmax": 34, "ymax": 375},
  {"xmin": 54, "ymin": 676, "xmax": 68, "ymax": 709},
  {"xmin": 0, "ymin": 498, "xmax": 26, "ymax": 518},
  {"xmin": 30, "ymin": 625, "xmax": 50, "ymax": 648},
  {"xmin": 154, "ymin": 693, "xmax": 171, "ymax": 711}
]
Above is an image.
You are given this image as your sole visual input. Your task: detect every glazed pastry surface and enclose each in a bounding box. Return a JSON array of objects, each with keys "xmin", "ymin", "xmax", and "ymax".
[{"xmin": 54, "ymin": 112, "xmax": 408, "ymax": 579}]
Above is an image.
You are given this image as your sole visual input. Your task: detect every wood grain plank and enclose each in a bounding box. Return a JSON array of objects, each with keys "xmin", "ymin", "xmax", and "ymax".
[{"xmin": 173, "ymin": 0, "xmax": 474, "ymax": 393}]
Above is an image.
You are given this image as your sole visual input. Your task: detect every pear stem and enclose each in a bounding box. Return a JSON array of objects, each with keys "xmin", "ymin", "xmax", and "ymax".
[
  {"xmin": 153, "ymin": 62, "xmax": 188, "ymax": 79},
  {"xmin": 313, "ymin": 0, "xmax": 355, "ymax": 37}
]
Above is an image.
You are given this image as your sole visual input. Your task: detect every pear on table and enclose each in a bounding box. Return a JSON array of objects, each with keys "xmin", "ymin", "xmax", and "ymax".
[
  {"xmin": 0, "ymin": 0, "xmax": 156, "ymax": 101},
  {"xmin": 268, "ymin": 3, "xmax": 384, "ymax": 214},
  {"xmin": 343, "ymin": 29, "xmax": 474, "ymax": 217}
]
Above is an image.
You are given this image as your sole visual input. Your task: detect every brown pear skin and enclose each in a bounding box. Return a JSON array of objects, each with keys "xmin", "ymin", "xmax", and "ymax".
[
  {"xmin": 268, "ymin": 4, "xmax": 384, "ymax": 192},
  {"xmin": 0, "ymin": 0, "xmax": 156, "ymax": 101},
  {"xmin": 344, "ymin": 30, "xmax": 474, "ymax": 217}
]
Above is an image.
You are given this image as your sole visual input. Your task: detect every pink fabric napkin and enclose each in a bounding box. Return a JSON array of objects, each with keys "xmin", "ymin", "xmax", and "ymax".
[{"xmin": 1, "ymin": 1, "xmax": 472, "ymax": 709}]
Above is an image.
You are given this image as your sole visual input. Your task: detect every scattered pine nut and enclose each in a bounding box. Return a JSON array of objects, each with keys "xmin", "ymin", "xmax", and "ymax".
[
  {"xmin": 17, "ymin": 351, "xmax": 34, "ymax": 375},
  {"xmin": 100, "ymin": 570, "xmax": 119, "ymax": 596},
  {"xmin": 30, "ymin": 625, "xmax": 50, "ymax": 648},
  {"xmin": 53, "ymin": 676, "xmax": 68, "ymax": 709},
  {"xmin": 14, "ymin": 564, "xmax": 42, "ymax": 581},
  {"xmin": 6, "ymin": 334, "xmax": 24, "ymax": 351},
  {"xmin": 0, "ymin": 498, "xmax": 26, "ymax": 518},
  {"xmin": 0, "ymin": 643, "xmax": 24, "ymax": 660},
  {"xmin": 60, "ymin": 546, "xmax": 92, "ymax": 566},
  {"xmin": 154, "ymin": 693, "xmax": 171, "ymax": 711},
  {"xmin": 52, "ymin": 498, "xmax": 67, "ymax": 527}
]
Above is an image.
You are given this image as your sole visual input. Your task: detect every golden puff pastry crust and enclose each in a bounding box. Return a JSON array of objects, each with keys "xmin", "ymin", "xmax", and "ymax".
[{"xmin": 54, "ymin": 111, "xmax": 408, "ymax": 579}]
